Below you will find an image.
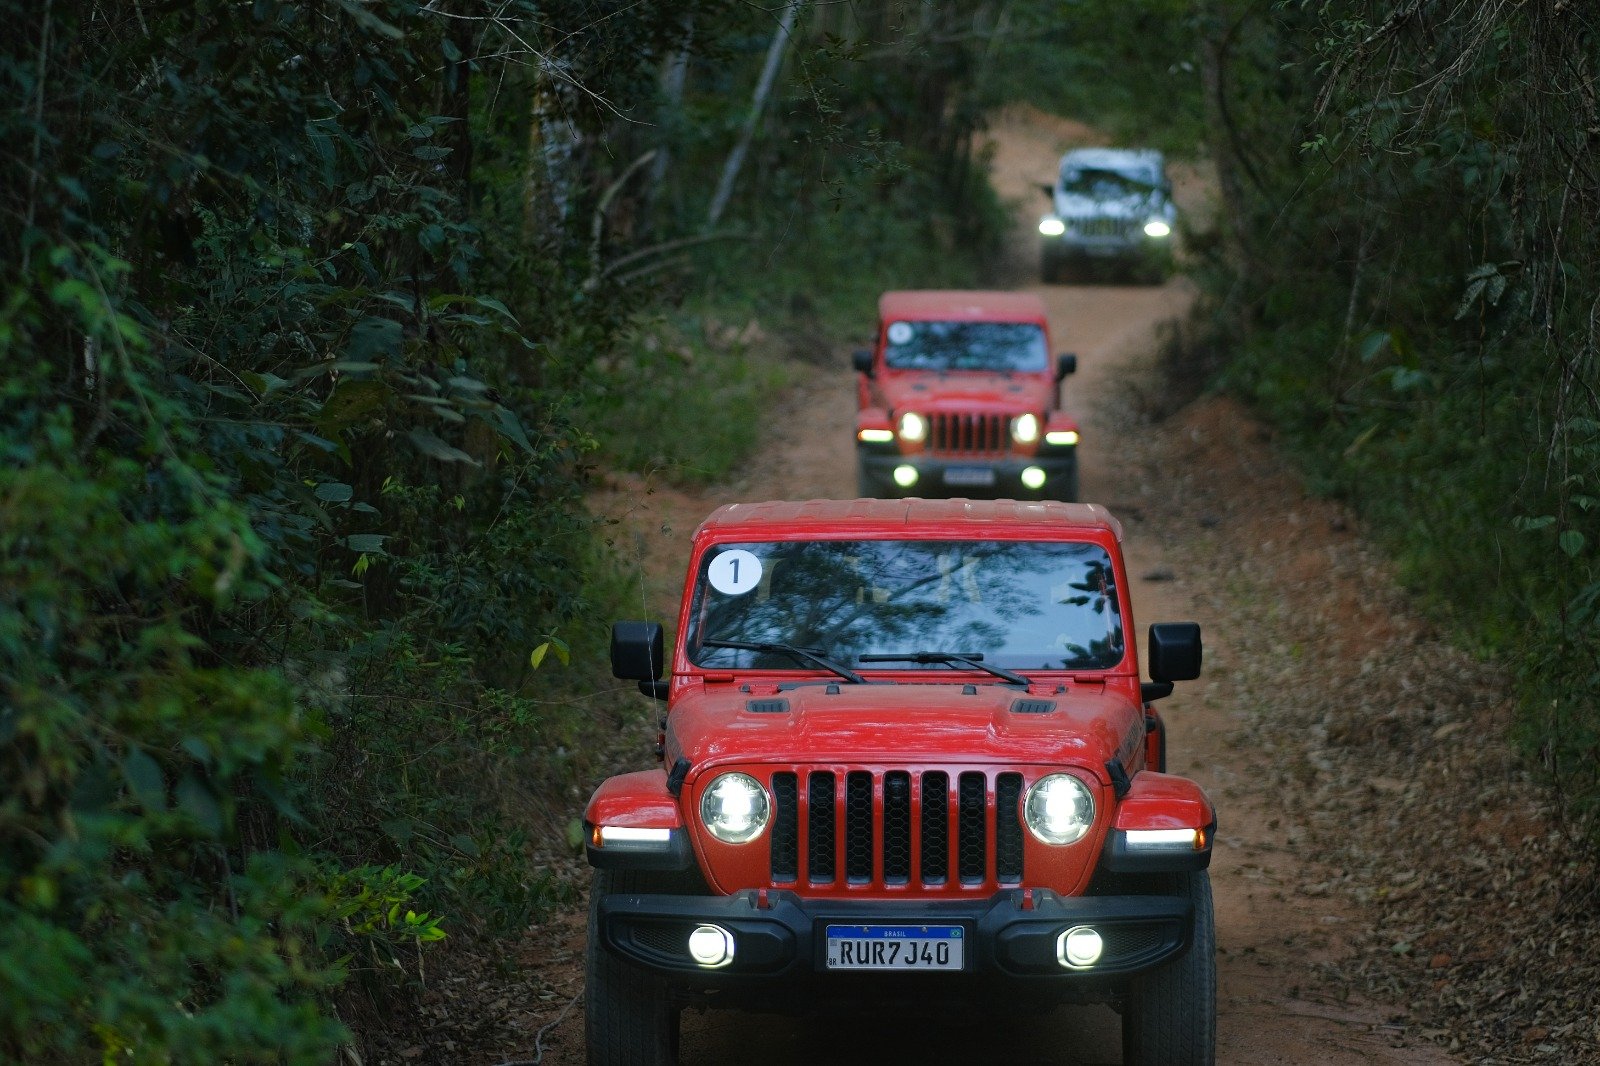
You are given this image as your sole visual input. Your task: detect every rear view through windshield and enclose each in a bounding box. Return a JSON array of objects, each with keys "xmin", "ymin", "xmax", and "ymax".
[
  {"xmin": 883, "ymin": 321, "xmax": 1047, "ymax": 373},
  {"xmin": 688, "ymin": 539, "xmax": 1124, "ymax": 672}
]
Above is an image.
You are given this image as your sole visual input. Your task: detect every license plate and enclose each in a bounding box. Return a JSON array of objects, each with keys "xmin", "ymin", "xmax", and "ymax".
[
  {"xmin": 825, "ymin": 924, "xmax": 965, "ymax": 971},
  {"xmin": 942, "ymin": 467, "xmax": 996, "ymax": 487}
]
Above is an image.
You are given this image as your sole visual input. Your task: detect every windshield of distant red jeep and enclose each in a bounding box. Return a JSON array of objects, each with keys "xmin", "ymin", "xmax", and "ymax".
[
  {"xmin": 883, "ymin": 321, "xmax": 1048, "ymax": 373},
  {"xmin": 687, "ymin": 540, "xmax": 1124, "ymax": 672}
]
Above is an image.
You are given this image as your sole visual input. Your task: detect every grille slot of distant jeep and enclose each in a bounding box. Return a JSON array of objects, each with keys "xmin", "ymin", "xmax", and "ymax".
[
  {"xmin": 930, "ymin": 412, "xmax": 1007, "ymax": 456},
  {"xmin": 1075, "ymin": 217, "xmax": 1139, "ymax": 239},
  {"xmin": 790, "ymin": 769, "xmax": 1024, "ymax": 890}
]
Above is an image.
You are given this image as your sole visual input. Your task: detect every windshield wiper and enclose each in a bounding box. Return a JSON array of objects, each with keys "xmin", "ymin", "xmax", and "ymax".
[
  {"xmin": 701, "ymin": 639, "xmax": 866, "ymax": 685},
  {"xmin": 858, "ymin": 651, "xmax": 1030, "ymax": 687}
]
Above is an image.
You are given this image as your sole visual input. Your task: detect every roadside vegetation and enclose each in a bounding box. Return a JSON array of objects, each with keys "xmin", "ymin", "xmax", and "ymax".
[
  {"xmin": 1189, "ymin": 3, "xmax": 1600, "ymax": 840},
  {"xmin": 0, "ymin": 1, "xmax": 1024, "ymax": 1060}
]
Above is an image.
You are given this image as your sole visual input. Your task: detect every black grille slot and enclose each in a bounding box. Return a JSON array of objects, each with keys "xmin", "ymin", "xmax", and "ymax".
[
  {"xmin": 931, "ymin": 412, "xmax": 1007, "ymax": 456},
  {"xmin": 921, "ymin": 771, "xmax": 950, "ymax": 885},
  {"xmin": 882, "ymin": 772, "xmax": 912, "ymax": 884},
  {"xmin": 1011, "ymin": 698, "xmax": 1056, "ymax": 714},
  {"xmin": 808, "ymin": 771, "xmax": 836, "ymax": 883},
  {"xmin": 746, "ymin": 698, "xmax": 790, "ymax": 713},
  {"xmin": 770, "ymin": 772, "xmax": 798, "ymax": 882},
  {"xmin": 995, "ymin": 773, "xmax": 1025, "ymax": 883},
  {"xmin": 958, "ymin": 772, "xmax": 988, "ymax": 884},
  {"xmin": 1102, "ymin": 924, "xmax": 1167, "ymax": 960},
  {"xmin": 631, "ymin": 922, "xmax": 688, "ymax": 958},
  {"xmin": 845, "ymin": 771, "xmax": 874, "ymax": 884}
]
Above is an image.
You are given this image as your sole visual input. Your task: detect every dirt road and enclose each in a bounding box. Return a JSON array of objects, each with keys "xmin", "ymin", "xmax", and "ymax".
[{"xmin": 490, "ymin": 107, "xmax": 1468, "ymax": 1065}]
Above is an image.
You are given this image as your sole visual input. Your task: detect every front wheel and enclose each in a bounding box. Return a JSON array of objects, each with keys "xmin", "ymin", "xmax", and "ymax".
[
  {"xmin": 1122, "ymin": 871, "xmax": 1216, "ymax": 1066},
  {"xmin": 585, "ymin": 870, "xmax": 681, "ymax": 1066}
]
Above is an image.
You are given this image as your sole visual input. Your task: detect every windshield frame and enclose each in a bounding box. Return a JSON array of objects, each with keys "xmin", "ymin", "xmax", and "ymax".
[{"xmin": 676, "ymin": 532, "xmax": 1135, "ymax": 681}]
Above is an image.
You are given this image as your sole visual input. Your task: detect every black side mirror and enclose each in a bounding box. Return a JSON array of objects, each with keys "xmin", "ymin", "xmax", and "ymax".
[
  {"xmin": 611, "ymin": 621, "xmax": 664, "ymax": 681},
  {"xmin": 1056, "ymin": 353, "xmax": 1078, "ymax": 381},
  {"xmin": 852, "ymin": 349, "xmax": 874, "ymax": 377},
  {"xmin": 1040, "ymin": 183, "xmax": 1055, "ymax": 201},
  {"xmin": 1148, "ymin": 623, "xmax": 1202, "ymax": 682}
]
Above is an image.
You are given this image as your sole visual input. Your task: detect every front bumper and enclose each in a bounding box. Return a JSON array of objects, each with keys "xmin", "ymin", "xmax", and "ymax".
[
  {"xmin": 857, "ymin": 448, "xmax": 1077, "ymax": 498},
  {"xmin": 1043, "ymin": 232, "xmax": 1166, "ymax": 262},
  {"xmin": 595, "ymin": 886, "xmax": 1191, "ymax": 1001}
]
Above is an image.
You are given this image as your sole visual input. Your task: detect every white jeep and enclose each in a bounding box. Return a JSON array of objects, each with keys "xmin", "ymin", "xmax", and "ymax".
[{"xmin": 1038, "ymin": 148, "xmax": 1177, "ymax": 284}]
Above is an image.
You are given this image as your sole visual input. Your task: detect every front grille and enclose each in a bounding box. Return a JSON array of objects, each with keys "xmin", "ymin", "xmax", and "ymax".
[
  {"xmin": 766, "ymin": 768, "xmax": 1026, "ymax": 891},
  {"xmin": 1072, "ymin": 217, "xmax": 1138, "ymax": 239},
  {"xmin": 930, "ymin": 412, "xmax": 1008, "ymax": 456}
]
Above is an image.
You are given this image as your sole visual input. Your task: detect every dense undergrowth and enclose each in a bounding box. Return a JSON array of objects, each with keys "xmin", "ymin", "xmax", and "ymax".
[
  {"xmin": 0, "ymin": 1, "xmax": 1011, "ymax": 1060},
  {"xmin": 1188, "ymin": 3, "xmax": 1600, "ymax": 840}
]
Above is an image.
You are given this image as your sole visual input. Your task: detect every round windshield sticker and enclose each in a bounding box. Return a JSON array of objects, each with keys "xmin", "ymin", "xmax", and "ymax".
[
  {"xmin": 887, "ymin": 321, "xmax": 914, "ymax": 345},
  {"xmin": 708, "ymin": 549, "xmax": 762, "ymax": 596}
]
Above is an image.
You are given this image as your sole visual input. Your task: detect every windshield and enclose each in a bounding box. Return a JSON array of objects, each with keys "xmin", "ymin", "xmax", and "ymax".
[
  {"xmin": 882, "ymin": 320, "xmax": 1048, "ymax": 373},
  {"xmin": 687, "ymin": 539, "xmax": 1125, "ymax": 672},
  {"xmin": 1060, "ymin": 166, "xmax": 1159, "ymax": 199}
]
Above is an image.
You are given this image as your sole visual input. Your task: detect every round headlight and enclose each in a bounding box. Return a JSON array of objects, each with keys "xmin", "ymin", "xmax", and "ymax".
[
  {"xmin": 1039, "ymin": 217, "xmax": 1066, "ymax": 237},
  {"xmin": 898, "ymin": 411, "xmax": 927, "ymax": 443},
  {"xmin": 1143, "ymin": 219, "xmax": 1172, "ymax": 239},
  {"xmin": 1023, "ymin": 773, "xmax": 1095, "ymax": 845},
  {"xmin": 1011, "ymin": 413, "xmax": 1040, "ymax": 444},
  {"xmin": 700, "ymin": 772, "xmax": 770, "ymax": 844}
]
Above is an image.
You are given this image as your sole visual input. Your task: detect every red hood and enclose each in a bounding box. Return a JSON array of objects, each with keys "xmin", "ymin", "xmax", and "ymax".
[
  {"xmin": 665, "ymin": 682, "xmax": 1140, "ymax": 784},
  {"xmin": 876, "ymin": 370, "xmax": 1057, "ymax": 415}
]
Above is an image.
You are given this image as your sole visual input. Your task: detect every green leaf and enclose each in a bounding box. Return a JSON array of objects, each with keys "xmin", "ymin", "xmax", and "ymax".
[
  {"xmin": 177, "ymin": 774, "xmax": 224, "ymax": 836},
  {"xmin": 345, "ymin": 533, "xmax": 388, "ymax": 554},
  {"xmin": 1357, "ymin": 331, "xmax": 1390, "ymax": 363},
  {"xmin": 314, "ymin": 482, "xmax": 354, "ymax": 503},
  {"xmin": 122, "ymin": 748, "xmax": 166, "ymax": 811},
  {"xmin": 529, "ymin": 643, "xmax": 549, "ymax": 670},
  {"xmin": 1561, "ymin": 530, "xmax": 1586, "ymax": 557},
  {"xmin": 407, "ymin": 427, "xmax": 478, "ymax": 465}
]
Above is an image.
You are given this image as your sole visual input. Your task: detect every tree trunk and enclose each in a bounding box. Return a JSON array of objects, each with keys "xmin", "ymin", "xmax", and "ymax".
[{"xmin": 705, "ymin": 0, "xmax": 805, "ymax": 229}]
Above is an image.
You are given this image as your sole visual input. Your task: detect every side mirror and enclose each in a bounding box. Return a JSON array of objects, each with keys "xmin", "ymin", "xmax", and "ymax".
[
  {"xmin": 1056, "ymin": 353, "xmax": 1078, "ymax": 381},
  {"xmin": 1148, "ymin": 622, "xmax": 1202, "ymax": 682},
  {"xmin": 1040, "ymin": 183, "xmax": 1055, "ymax": 201},
  {"xmin": 852, "ymin": 349, "xmax": 874, "ymax": 377},
  {"xmin": 611, "ymin": 621, "xmax": 664, "ymax": 682}
]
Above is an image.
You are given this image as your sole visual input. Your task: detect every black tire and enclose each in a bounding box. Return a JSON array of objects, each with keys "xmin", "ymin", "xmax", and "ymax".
[
  {"xmin": 1051, "ymin": 464, "xmax": 1080, "ymax": 503},
  {"xmin": 585, "ymin": 869, "xmax": 681, "ymax": 1066},
  {"xmin": 1122, "ymin": 871, "xmax": 1216, "ymax": 1066}
]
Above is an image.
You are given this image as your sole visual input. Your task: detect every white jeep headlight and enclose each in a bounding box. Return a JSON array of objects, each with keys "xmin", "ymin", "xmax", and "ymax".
[
  {"xmin": 1011, "ymin": 413, "xmax": 1040, "ymax": 444},
  {"xmin": 1143, "ymin": 219, "xmax": 1172, "ymax": 239},
  {"xmin": 700, "ymin": 772, "xmax": 770, "ymax": 844},
  {"xmin": 1039, "ymin": 217, "xmax": 1066, "ymax": 237},
  {"xmin": 897, "ymin": 411, "xmax": 927, "ymax": 443},
  {"xmin": 1024, "ymin": 773, "xmax": 1095, "ymax": 845}
]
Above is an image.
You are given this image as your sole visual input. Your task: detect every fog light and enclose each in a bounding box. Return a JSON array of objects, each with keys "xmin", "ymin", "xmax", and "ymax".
[
  {"xmin": 1020, "ymin": 466, "xmax": 1047, "ymax": 491},
  {"xmin": 892, "ymin": 465, "xmax": 919, "ymax": 488},
  {"xmin": 1057, "ymin": 926, "xmax": 1103, "ymax": 969},
  {"xmin": 687, "ymin": 924, "xmax": 735, "ymax": 968}
]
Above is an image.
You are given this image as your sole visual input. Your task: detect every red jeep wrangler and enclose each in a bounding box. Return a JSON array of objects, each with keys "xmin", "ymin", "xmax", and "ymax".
[
  {"xmin": 853, "ymin": 291, "xmax": 1080, "ymax": 501},
  {"xmin": 584, "ymin": 499, "xmax": 1216, "ymax": 1065}
]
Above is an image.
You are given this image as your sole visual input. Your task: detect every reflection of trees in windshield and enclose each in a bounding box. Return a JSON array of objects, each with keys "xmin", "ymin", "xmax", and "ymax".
[
  {"xmin": 1061, "ymin": 167, "xmax": 1155, "ymax": 198},
  {"xmin": 690, "ymin": 541, "xmax": 1124, "ymax": 671},
  {"xmin": 883, "ymin": 322, "xmax": 1047, "ymax": 373}
]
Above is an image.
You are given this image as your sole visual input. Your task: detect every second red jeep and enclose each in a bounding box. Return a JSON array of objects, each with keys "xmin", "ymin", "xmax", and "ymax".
[{"xmin": 853, "ymin": 290, "xmax": 1080, "ymax": 500}]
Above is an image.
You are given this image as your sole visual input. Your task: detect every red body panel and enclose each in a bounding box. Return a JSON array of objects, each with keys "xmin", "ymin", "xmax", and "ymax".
[
  {"xmin": 585, "ymin": 770, "xmax": 683, "ymax": 830},
  {"xmin": 1112, "ymin": 771, "xmax": 1215, "ymax": 831}
]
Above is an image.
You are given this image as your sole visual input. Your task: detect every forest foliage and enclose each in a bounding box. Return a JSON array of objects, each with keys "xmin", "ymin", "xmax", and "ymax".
[
  {"xmin": 0, "ymin": 0, "xmax": 1032, "ymax": 1060},
  {"xmin": 1191, "ymin": 1, "xmax": 1600, "ymax": 833}
]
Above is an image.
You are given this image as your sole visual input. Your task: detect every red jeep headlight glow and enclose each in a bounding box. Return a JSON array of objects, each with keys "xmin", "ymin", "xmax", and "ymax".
[
  {"xmin": 700, "ymin": 772, "xmax": 770, "ymax": 844},
  {"xmin": 1023, "ymin": 773, "xmax": 1095, "ymax": 845},
  {"xmin": 1011, "ymin": 413, "xmax": 1040, "ymax": 444},
  {"xmin": 897, "ymin": 412, "xmax": 927, "ymax": 443}
]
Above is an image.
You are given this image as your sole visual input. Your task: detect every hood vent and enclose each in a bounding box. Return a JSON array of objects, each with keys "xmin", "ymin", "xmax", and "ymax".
[
  {"xmin": 1010, "ymin": 698, "xmax": 1057, "ymax": 715},
  {"xmin": 746, "ymin": 698, "xmax": 790, "ymax": 713}
]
